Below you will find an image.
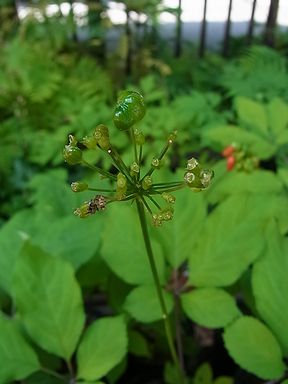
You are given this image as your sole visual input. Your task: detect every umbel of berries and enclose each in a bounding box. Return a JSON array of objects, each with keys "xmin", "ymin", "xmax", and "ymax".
[
  {"xmin": 63, "ymin": 90, "xmax": 214, "ymax": 225},
  {"xmin": 62, "ymin": 91, "xmax": 214, "ymax": 383}
]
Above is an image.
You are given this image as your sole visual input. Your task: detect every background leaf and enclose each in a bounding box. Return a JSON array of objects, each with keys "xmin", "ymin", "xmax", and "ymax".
[
  {"xmin": 193, "ymin": 362, "xmax": 213, "ymax": 384},
  {"xmin": 203, "ymin": 125, "xmax": 274, "ymax": 159},
  {"xmin": 101, "ymin": 204, "xmax": 165, "ymax": 285},
  {"xmin": 77, "ymin": 316, "xmax": 127, "ymax": 381},
  {"xmin": 206, "ymin": 169, "xmax": 283, "ymax": 204},
  {"xmin": 124, "ymin": 285, "xmax": 173, "ymax": 323},
  {"xmin": 181, "ymin": 288, "xmax": 241, "ymax": 328},
  {"xmin": 252, "ymin": 221, "xmax": 288, "ymax": 354},
  {"xmin": 12, "ymin": 243, "xmax": 85, "ymax": 360},
  {"xmin": 33, "ymin": 215, "xmax": 103, "ymax": 270},
  {"xmin": 188, "ymin": 195, "xmax": 264, "ymax": 287},
  {"xmin": 235, "ymin": 97, "xmax": 268, "ymax": 134},
  {"xmin": 223, "ymin": 316, "xmax": 285, "ymax": 380},
  {"xmin": 0, "ymin": 313, "xmax": 40, "ymax": 383},
  {"xmin": 267, "ymin": 98, "xmax": 288, "ymax": 137}
]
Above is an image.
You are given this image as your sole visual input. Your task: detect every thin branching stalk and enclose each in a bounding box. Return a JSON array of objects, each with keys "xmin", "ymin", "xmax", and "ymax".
[{"xmin": 136, "ymin": 199, "xmax": 186, "ymax": 384}]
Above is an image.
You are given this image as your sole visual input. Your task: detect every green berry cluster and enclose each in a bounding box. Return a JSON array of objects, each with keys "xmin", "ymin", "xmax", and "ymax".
[{"xmin": 63, "ymin": 91, "xmax": 214, "ymax": 226}]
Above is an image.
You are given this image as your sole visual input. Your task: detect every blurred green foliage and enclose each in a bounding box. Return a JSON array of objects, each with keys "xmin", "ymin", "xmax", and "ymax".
[{"xmin": 0, "ymin": 3, "xmax": 288, "ymax": 383}]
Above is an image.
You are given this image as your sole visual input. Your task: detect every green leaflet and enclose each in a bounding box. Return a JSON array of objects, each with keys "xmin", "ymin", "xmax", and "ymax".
[
  {"xmin": 213, "ymin": 378, "xmax": 233, "ymax": 384},
  {"xmin": 223, "ymin": 316, "xmax": 285, "ymax": 380},
  {"xmin": 101, "ymin": 204, "xmax": 165, "ymax": 285},
  {"xmin": 203, "ymin": 124, "xmax": 274, "ymax": 159},
  {"xmin": 0, "ymin": 210, "xmax": 33, "ymax": 293},
  {"xmin": 235, "ymin": 97, "xmax": 268, "ymax": 134},
  {"xmin": 77, "ymin": 316, "xmax": 127, "ymax": 381},
  {"xmin": 124, "ymin": 285, "xmax": 173, "ymax": 323},
  {"xmin": 252, "ymin": 220, "xmax": 288, "ymax": 354},
  {"xmin": 0, "ymin": 313, "xmax": 40, "ymax": 383},
  {"xmin": 12, "ymin": 243, "xmax": 85, "ymax": 360},
  {"xmin": 206, "ymin": 168, "xmax": 283, "ymax": 204},
  {"xmin": 128, "ymin": 330, "xmax": 151, "ymax": 358},
  {"xmin": 33, "ymin": 215, "xmax": 103, "ymax": 270},
  {"xmin": 267, "ymin": 98, "xmax": 288, "ymax": 137},
  {"xmin": 188, "ymin": 195, "xmax": 264, "ymax": 287},
  {"xmin": 181, "ymin": 288, "xmax": 241, "ymax": 328},
  {"xmin": 193, "ymin": 362, "xmax": 213, "ymax": 384},
  {"xmin": 154, "ymin": 190, "xmax": 207, "ymax": 268}
]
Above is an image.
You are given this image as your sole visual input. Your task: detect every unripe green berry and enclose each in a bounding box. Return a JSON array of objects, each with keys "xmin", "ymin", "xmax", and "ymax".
[
  {"xmin": 168, "ymin": 130, "xmax": 178, "ymax": 143},
  {"xmin": 130, "ymin": 162, "xmax": 140, "ymax": 176},
  {"xmin": 71, "ymin": 181, "xmax": 88, "ymax": 192},
  {"xmin": 116, "ymin": 173, "xmax": 127, "ymax": 200},
  {"xmin": 162, "ymin": 192, "xmax": 176, "ymax": 204},
  {"xmin": 94, "ymin": 124, "xmax": 111, "ymax": 150},
  {"xmin": 113, "ymin": 91, "xmax": 146, "ymax": 131},
  {"xmin": 81, "ymin": 135, "xmax": 97, "ymax": 149},
  {"xmin": 134, "ymin": 127, "xmax": 145, "ymax": 145},
  {"xmin": 142, "ymin": 176, "xmax": 152, "ymax": 190},
  {"xmin": 151, "ymin": 158, "xmax": 161, "ymax": 169},
  {"xmin": 63, "ymin": 145, "xmax": 82, "ymax": 165}
]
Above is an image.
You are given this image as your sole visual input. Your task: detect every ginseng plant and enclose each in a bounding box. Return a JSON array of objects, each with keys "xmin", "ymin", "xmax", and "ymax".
[{"xmin": 63, "ymin": 91, "xmax": 214, "ymax": 383}]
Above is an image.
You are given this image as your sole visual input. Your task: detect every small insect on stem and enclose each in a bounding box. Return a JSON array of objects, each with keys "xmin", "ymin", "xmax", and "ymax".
[
  {"xmin": 74, "ymin": 195, "xmax": 107, "ymax": 218},
  {"xmin": 88, "ymin": 195, "xmax": 107, "ymax": 214}
]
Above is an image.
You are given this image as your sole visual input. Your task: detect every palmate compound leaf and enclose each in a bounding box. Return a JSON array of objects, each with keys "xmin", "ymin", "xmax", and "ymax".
[
  {"xmin": 124, "ymin": 285, "xmax": 173, "ymax": 323},
  {"xmin": 101, "ymin": 204, "xmax": 165, "ymax": 285},
  {"xmin": 223, "ymin": 316, "xmax": 285, "ymax": 380},
  {"xmin": 188, "ymin": 195, "xmax": 264, "ymax": 287},
  {"xmin": 181, "ymin": 288, "xmax": 241, "ymax": 328},
  {"xmin": 0, "ymin": 313, "xmax": 40, "ymax": 383},
  {"xmin": 12, "ymin": 243, "xmax": 85, "ymax": 360},
  {"xmin": 77, "ymin": 316, "xmax": 127, "ymax": 382},
  {"xmin": 252, "ymin": 220, "xmax": 288, "ymax": 355}
]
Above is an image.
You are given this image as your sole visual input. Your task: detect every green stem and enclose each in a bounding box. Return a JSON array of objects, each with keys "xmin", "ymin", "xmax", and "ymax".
[
  {"xmin": 109, "ymin": 148, "xmax": 134, "ymax": 184},
  {"xmin": 153, "ymin": 181, "xmax": 183, "ymax": 186},
  {"xmin": 41, "ymin": 367, "xmax": 66, "ymax": 381},
  {"xmin": 146, "ymin": 195, "xmax": 162, "ymax": 210},
  {"xmin": 82, "ymin": 160, "xmax": 116, "ymax": 181},
  {"xmin": 130, "ymin": 127, "xmax": 138, "ymax": 164},
  {"xmin": 142, "ymin": 139, "xmax": 172, "ymax": 180},
  {"xmin": 136, "ymin": 199, "xmax": 185, "ymax": 384},
  {"xmin": 66, "ymin": 359, "xmax": 74, "ymax": 378},
  {"xmin": 88, "ymin": 188, "xmax": 116, "ymax": 193},
  {"xmin": 150, "ymin": 183, "xmax": 186, "ymax": 194}
]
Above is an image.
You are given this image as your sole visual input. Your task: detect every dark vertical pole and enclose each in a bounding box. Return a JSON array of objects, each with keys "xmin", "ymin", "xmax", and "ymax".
[
  {"xmin": 125, "ymin": 8, "xmax": 132, "ymax": 76},
  {"xmin": 68, "ymin": 0, "xmax": 78, "ymax": 42},
  {"xmin": 199, "ymin": 0, "xmax": 208, "ymax": 57},
  {"xmin": 223, "ymin": 0, "xmax": 233, "ymax": 57},
  {"xmin": 87, "ymin": 0, "xmax": 106, "ymax": 60},
  {"xmin": 247, "ymin": 0, "xmax": 257, "ymax": 45},
  {"xmin": 263, "ymin": 0, "xmax": 279, "ymax": 47},
  {"xmin": 174, "ymin": 0, "xmax": 182, "ymax": 58}
]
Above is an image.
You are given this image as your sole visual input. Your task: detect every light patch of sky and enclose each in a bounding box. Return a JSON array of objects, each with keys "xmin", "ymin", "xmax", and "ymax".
[
  {"xmin": 161, "ymin": 0, "xmax": 287, "ymax": 25},
  {"xmin": 18, "ymin": 0, "xmax": 288, "ymax": 27}
]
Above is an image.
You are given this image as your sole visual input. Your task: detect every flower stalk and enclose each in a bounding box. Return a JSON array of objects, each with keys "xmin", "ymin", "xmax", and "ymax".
[
  {"xmin": 136, "ymin": 199, "xmax": 186, "ymax": 384},
  {"xmin": 63, "ymin": 90, "xmax": 214, "ymax": 382}
]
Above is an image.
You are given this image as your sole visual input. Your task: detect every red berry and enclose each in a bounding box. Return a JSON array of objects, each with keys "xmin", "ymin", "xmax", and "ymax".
[
  {"xmin": 222, "ymin": 145, "xmax": 235, "ymax": 158},
  {"xmin": 226, "ymin": 155, "xmax": 236, "ymax": 171}
]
